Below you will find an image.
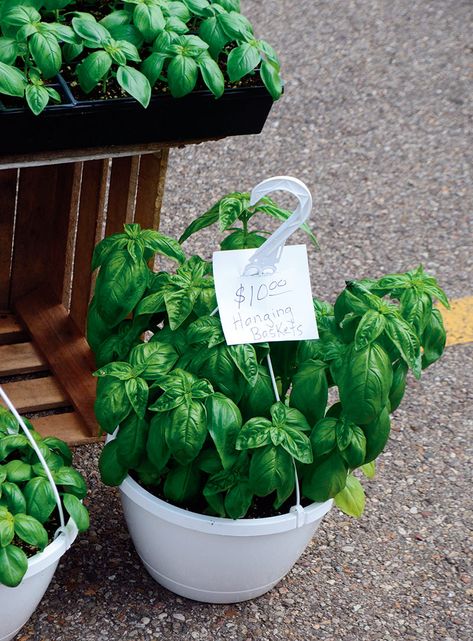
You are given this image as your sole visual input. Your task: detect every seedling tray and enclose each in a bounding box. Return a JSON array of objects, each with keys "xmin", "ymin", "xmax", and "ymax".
[{"xmin": 1, "ymin": 76, "xmax": 274, "ymax": 155}]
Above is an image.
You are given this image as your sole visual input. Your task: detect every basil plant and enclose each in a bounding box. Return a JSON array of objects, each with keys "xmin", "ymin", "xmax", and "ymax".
[
  {"xmin": 89, "ymin": 191, "xmax": 448, "ymax": 520},
  {"xmin": 0, "ymin": 0, "xmax": 282, "ymax": 114},
  {"xmin": 0, "ymin": 407, "xmax": 89, "ymax": 587}
]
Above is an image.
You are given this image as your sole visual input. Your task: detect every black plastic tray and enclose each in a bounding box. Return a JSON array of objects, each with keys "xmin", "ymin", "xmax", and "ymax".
[{"xmin": 1, "ymin": 75, "xmax": 274, "ymax": 155}]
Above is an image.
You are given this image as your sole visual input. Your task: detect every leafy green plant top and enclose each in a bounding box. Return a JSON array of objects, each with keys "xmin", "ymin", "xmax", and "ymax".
[
  {"xmin": 0, "ymin": 0, "xmax": 282, "ymax": 114},
  {"xmin": 0, "ymin": 407, "xmax": 89, "ymax": 587},
  {"xmin": 88, "ymin": 191, "xmax": 448, "ymax": 521}
]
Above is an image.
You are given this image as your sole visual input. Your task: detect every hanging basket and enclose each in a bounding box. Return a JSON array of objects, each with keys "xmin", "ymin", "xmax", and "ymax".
[
  {"xmin": 119, "ymin": 472, "xmax": 332, "ymax": 603},
  {"xmin": 0, "ymin": 389, "xmax": 79, "ymax": 641}
]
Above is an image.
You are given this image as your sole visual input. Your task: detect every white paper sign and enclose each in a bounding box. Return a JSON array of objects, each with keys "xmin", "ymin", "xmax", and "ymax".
[{"xmin": 213, "ymin": 245, "xmax": 319, "ymax": 345}]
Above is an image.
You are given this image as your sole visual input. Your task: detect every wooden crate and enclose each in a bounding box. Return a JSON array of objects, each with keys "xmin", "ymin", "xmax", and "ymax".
[{"xmin": 0, "ymin": 151, "xmax": 168, "ymax": 444}]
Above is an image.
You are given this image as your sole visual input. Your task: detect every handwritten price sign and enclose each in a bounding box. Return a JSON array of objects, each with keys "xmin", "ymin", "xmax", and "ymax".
[{"xmin": 213, "ymin": 245, "xmax": 318, "ymax": 345}]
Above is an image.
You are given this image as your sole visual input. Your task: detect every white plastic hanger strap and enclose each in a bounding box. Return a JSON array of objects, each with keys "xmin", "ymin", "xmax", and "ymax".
[
  {"xmin": 265, "ymin": 354, "xmax": 305, "ymax": 528},
  {"xmin": 243, "ymin": 176, "xmax": 313, "ymax": 276},
  {"xmin": 0, "ymin": 385, "xmax": 67, "ymax": 538}
]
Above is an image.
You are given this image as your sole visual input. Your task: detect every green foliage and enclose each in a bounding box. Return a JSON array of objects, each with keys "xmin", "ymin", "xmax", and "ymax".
[
  {"xmin": 89, "ymin": 190, "xmax": 449, "ymax": 520},
  {"xmin": 0, "ymin": 408, "xmax": 89, "ymax": 587},
  {"xmin": 0, "ymin": 0, "xmax": 282, "ymax": 114}
]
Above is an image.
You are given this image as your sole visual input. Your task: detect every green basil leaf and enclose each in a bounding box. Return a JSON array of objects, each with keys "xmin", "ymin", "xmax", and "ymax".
[
  {"xmin": 239, "ymin": 365, "xmax": 274, "ymax": 422},
  {"xmin": 182, "ymin": 0, "xmax": 210, "ymax": 17},
  {"xmin": 220, "ymin": 230, "xmax": 266, "ymax": 250},
  {"xmin": 125, "ymin": 377, "xmax": 149, "ymax": 419},
  {"xmin": 63, "ymin": 494, "xmax": 89, "ymax": 532},
  {"xmin": 163, "ymin": 461, "xmax": 200, "ymax": 504},
  {"xmin": 389, "ymin": 359, "xmax": 408, "ymax": 411},
  {"xmin": 354, "ymin": 310, "xmax": 386, "ymax": 350},
  {"xmin": 164, "ymin": 288, "xmax": 197, "ymax": 330},
  {"xmin": 361, "ymin": 460, "xmax": 376, "ymax": 478},
  {"xmin": 0, "ymin": 435, "xmax": 28, "ymax": 460},
  {"xmin": 198, "ymin": 16, "xmax": 229, "ymax": 57},
  {"xmin": 4, "ymin": 460, "xmax": 32, "ymax": 483},
  {"xmin": 72, "ymin": 17, "xmax": 110, "ymax": 45},
  {"xmin": 289, "ymin": 360, "xmax": 328, "ymax": 426},
  {"xmin": 334, "ymin": 474, "xmax": 365, "ymax": 518},
  {"xmin": 91, "ymin": 233, "xmax": 128, "ymax": 271},
  {"xmin": 361, "ymin": 407, "xmax": 391, "ymax": 463},
  {"xmin": 338, "ymin": 343, "xmax": 393, "ymax": 424},
  {"xmin": 0, "ymin": 511, "xmax": 14, "ymax": 547},
  {"xmin": 236, "ymin": 417, "xmax": 272, "ymax": 450},
  {"xmin": 421, "ymin": 308, "xmax": 447, "ymax": 369},
  {"xmin": 338, "ymin": 422, "xmax": 366, "ymax": 469},
  {"xmin": 278, "ymin": 426, "xmax": 313, "ymax": 464},
  {"xmin": 0, "ymin": 60, "xmax": 25, "ymax": 97},
  {"xmin": 179, "ymin": 202, "xmax": 220, "ymax": 243},
  {"xmin": 260, "ymin": 58, "xmax": 282, "ymax": 100},
  {"xmin": 255, "ymin": 202, "xmax": 318, "ymax": 248},
  {"xmin": 227, "ymin": 343, "xmax": 258, "ymax": 385},
  {"xmin": 0, "ymin": 545, "xmax": 28, "ymax": 587},
  {"xmin": 54, "ymin": 466, "xmax": 87, "ymax": 498},
  {"xmin": 116, "ymin": 413, "xmax": 149, "ymax": 468},
  {"xmin": 140, "ymin": 230, "xmax": 186, "ymax": 264},
  {"xmin": 129, "ymin": 341, "xmax": 178, "ymax": 379},
  {"xmin": 249, "ymin": 445, "xmax": 293, "ymax": 500},
  {"xmin": 0, "ymin": 482, "xmax": 26, "ymax": 514},
  {"xmin": 218, "ymin": 11, "xmax": 253, "ymax": 41},
  {"xmin": 206, "ymin": 393, "xmax": 242, "ymax": 469},
  {"xmin": 167, "ymin": 53, "xmax": 198, "ymax": 97},
  {"xmin": 2, "ymin": 5, "xmax": 41, "ymax": 28},
  {"xmin": 0, "ymin": 37, "xmax": 19, "ymax": 64},
  {"xmin": 116, "ymin": 65, "xmax": 151, "ymax": 108},
  {"xmin": 224, "ymin": 480, "xmax": 253, "ymax": 519},
  {"xmin": 133, "ymin": 3, "xmax": 165, "ymax": 42},
  {"xmin": 25, "ymin": 83, "xmax": 49, "ymax": 115},
  {"xmin": 165, "ymin": 399, "xmax": 207, "ymax": 465},
  {"xmin": 385, "ymin": 314, "xmax": 421, "ymax": 378},
  {"xmin": 400, "ymin": 289, "xmax": 432, "ymax": 337},
  {"xmin": 98, "ymin": 440, "xmax": 128, "ymax": 486},
  {"xmin": 29, "ymin": 31, "xmax": 61, "ymax": 79},
  {"xmin": 23, "ymin": 477, "xmax": 56, "ymax": 523},
  {"xmin": 109, "ymin": 23, "xmax": 144, "ymax": 48},
  {"xmin": 302, "ymin": 451, "xmax": 348, "ymax": 503},
  {"xmin": 94, "ymin": 377, "xmax": 132, "ymax": 434},
  {"xmin": 226, "ymin": 42, "xmax": 260, "ymax": 82},
  {"xmin": 94, "ymin": 362, "xmax": 134, "ymax": 380},
  {"xmin": 94, "ymin": 249, "xmax": 148, "ymax": 327},
  {"xmin": 198, "ymin": 52, "xmax": 224, "ymax": 97},
  {"xmin": 100, "ymin": 10, "xmax": 131, "ymax": 30},
  {"xmin": 13, "ymin": 513, "xmax": 48, "ymax": 550},
  {"xmin": 140, "ymin": 51, "xmax": 166, "ymax": 85},
  {"xmin": 147, "ymin": 412, "xmax": 171, "ymax": 471}
]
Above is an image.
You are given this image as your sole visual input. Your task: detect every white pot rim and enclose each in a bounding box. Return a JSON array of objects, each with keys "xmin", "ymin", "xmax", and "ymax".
[
  {"xmin": 21, "ymin": 517, "xmax": 78, "ymax": 581},
  {"xmin": 120, "ymin": 474, "xmax": 333, "ymax": 536}
]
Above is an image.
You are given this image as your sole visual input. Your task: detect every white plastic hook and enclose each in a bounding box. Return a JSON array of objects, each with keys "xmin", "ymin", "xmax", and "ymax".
[{"xmin": 243, "ymin": 176, "xmax": 313, "ymax": 276}]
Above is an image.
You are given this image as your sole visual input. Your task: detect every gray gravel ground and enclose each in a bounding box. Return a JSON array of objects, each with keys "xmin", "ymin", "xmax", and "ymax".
[{"xmin": 18, "ymin": 0, "xmax": 473, "ymax": 639}]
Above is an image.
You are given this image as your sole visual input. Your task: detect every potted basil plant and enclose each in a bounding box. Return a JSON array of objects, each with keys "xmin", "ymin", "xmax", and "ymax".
[
  {"xmin": 0, "ymin": 395, "xmax": 89, "ymax": 641},
  {"xmin": 0, "ymin": 0, "xmax": 282, "ymax": 154},
  {"xmin": 88, "ymin": 190, "xmax": 448, "ymax": 603}
]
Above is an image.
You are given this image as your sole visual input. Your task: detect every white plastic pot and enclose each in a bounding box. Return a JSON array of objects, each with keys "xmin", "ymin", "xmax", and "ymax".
[
  {"xmin": 120, "ymin": 474, "xmax": 332, "ymax": 603},
  {"xmin": 0, "ymin": 518, "xmax": 78, "ymax": 641}
]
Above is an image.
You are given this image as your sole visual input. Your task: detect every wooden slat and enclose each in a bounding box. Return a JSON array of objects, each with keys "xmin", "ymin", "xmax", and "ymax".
[
  {"xmin": 11, "ymin": 164, "xmax": 76, "ymax": 304},
  {"xmin": 0, "ymin": 313, "xmax": 26, "ymax": 345},
  {"xmin": 0, "ymin": 342, "xmax": 47, "ymax": 376},
  {"xmin": 134, "ymin": 150, "xmax": 169, "ymax": 230},
  {"xmin": 33, "ymin": 412, "xmax": 100, "ymax": 445},
  {"xmin": 14, "ymin": 288, "xmax": 98, "ymax": 437},
  {"xmin": 0, "ymin": 376, "xmax": 68, "ymax": 413},
  {"xmin": 69, "ymin": 159, "xmax": 110, "ymax": 334},
  {"xmin": 105, "ymin": 156, "xmax": 141, "ymax": 236},
  {"xmin": 0, "ymin": 169, "xmax": 17, "ymax": 309}
]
